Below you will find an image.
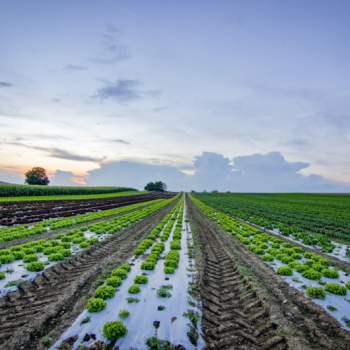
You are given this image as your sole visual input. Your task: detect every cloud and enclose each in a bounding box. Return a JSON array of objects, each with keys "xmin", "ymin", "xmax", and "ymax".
[
  {"xmin": 48, "ymin": 148, "xmax": 103, "ymax": 162},
  {"xmin": 95, "ymin": 79, "xmax": 141, "ymax": 102},
  {"xmin": 0, "ymin": 82, "xmax": 12, "ymax": 88},
  {"xmin": 0, "ymin": 167, "xmax": 23, "ymax": 184},
  {"xmin": 93, "ymin": 24, "xmax": 130, "ymax": 64},
  {"xmin": 64, "ymin": 64, "xmax": 88, "ymax": 71},
  {"xmin": 50, "ymin": 170, "xmax": 79, "ymax": 186},
  {"xmin": 86, "ymin": 151, "xmax": 350, "ymax": 192},
  {"xmin": 87, "ymin": 160, "xmax": 188, "ymax": 190},
  {"xmin": 2, "ymin": 141, "xmax": 103, "ymax": 163},
  {"xmin": 108, "ymin": 139, "xmax": 130, "ymax": 145}
]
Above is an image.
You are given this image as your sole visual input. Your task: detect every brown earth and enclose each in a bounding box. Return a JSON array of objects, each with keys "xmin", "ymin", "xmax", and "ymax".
[
  {"xmin": 0, "ymin": 199, "xmax": 177, "ymax": 350},
  {"xmin": 0, "ymin": 192, "xmax": 174, "ymax": 226},
  {"xmin": 187, "ymin": 196, "xmax": 350, "ymax": 350}
]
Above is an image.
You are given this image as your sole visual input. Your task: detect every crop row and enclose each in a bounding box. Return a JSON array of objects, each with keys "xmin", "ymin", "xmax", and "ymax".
[
  {"xmin": 194, "ymin": 193, "xmax": 350, "ymax": 243},
  {"xmin": 194, "ymin": 193, "xmax": 350, "ymax": 255},
  {"xmin": 192, "ymin": 196, "xmax": 350, "ymax": 329},
  {"xmin": 0, "ymin": 197, "xmax": 172, "ymax": 244},
  {"xmin": 0, "ymin": 184, "xmax": 136, "ymax": 198},
  {"xmin": 0, "ymin": 198, "xmax": 175, "ymax": 289},
  {"xmin": 56, "ymin": 198, "xmax": 184, "ymax": 346}
]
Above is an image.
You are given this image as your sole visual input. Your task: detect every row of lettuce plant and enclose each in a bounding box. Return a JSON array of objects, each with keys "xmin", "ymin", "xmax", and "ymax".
[
  {"xmin": 0, "ymin": 198, "xmax": 168, "ymax": 243},
  {"xmin": 191, "ymin": 196, "xmax": 350, "ymax": 329},
  {"xmin": 52, "ymin": 199, "xmax": 184, "ymax": 347},
  {"xmin": 163, "ymin": 206, "xmax": 183, "ymax": 274},
  {"xmin": 0, "ymin": 198, "xmax": 175, "ymax": 290}
]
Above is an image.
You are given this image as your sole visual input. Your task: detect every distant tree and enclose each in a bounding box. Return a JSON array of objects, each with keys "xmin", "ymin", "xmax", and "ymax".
[
  {"xmin": 25, "ymin": 167, "xmax": 50, "ymax": 185},
  {"xmin": 144, "ymin": 181, "xmax": 167, "ymax": 192}
]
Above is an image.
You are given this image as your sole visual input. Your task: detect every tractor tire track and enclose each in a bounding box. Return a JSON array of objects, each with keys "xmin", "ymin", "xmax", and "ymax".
[{"xmin": 189, "ymin": 202, "xmax": 287, "ymax": 350}]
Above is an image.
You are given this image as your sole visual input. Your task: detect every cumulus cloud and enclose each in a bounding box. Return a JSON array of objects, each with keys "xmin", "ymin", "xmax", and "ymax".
[
  {"xmin": 87, "ymin": 160, "xmax": 188, "ymax": 190},
  {"xmin": 50, "ymin": 170, "xmax": 79, "ymax": 186},
  {"xmin": 86, "ymin": 151, "xmax": 350, "ymax": 192}
]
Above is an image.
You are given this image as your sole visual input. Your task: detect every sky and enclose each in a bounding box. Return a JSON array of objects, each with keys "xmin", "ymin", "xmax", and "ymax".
[{"xmin": 0, "ymin": 0, "xmax": 350, "ymax": 191}]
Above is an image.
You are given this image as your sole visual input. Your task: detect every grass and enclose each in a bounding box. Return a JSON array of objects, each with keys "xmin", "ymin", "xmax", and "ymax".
[{"xmin": 0, "ymin": 189, "xmax": 143, "ymax": 202}]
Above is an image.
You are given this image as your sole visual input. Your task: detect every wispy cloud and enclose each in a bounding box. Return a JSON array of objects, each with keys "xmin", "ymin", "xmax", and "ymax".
[
  {"xmin": 108, "ymin": 139, "xmax": 130, "ymax": 145},
  {"xmin": 96, "ymin": 79, "xmax": 141, "ymax": 102},
  {"xmin": 64, "ymin": 64, "xmax": 88, "ymax": 71},
  {"xmin": 93, "ymin": 24, "xmax": 130, "ymax": 64},
  {"xmin": 3, "ymin": 141, "xmax": 103, "ymax": 163},
  {"xmin": 0, "ymin": 82, "xmax": 13, "ymax": 88}
]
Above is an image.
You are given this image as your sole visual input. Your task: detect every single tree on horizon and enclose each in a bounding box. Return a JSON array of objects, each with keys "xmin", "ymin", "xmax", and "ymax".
[
  {"xmin": 25, "ymin": 167, "xmax": 50, "ymax": 185},
  {"xmin": 144, "ymin": 181, "xmax": 167, "ymax": 192}
]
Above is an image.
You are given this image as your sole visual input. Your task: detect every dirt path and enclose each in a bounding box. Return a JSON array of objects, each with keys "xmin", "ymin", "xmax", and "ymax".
[
  {"xmin": 187, "ymin": 197, "xmax": 350, "ymax": 350},
  {"xmin": 0, "ymin": 201, "xmax": 176, "ymax": 350}
]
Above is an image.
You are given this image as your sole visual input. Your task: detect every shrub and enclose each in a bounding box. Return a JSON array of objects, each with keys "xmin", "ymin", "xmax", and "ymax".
[
  {"xmin": 325, "ymin": 283, "xmax": 347, "ymax": 296},
  {"xmin": 118, "ymin": 309, "xmax": 130, "ymax": 319},
  {"xmin": 322, "ymin": 268, "xmax": 339, "ymax": 279},
  {"xmin": 12, "ymin": 250, "xmax": 25, "ymax": 260},
  {"xmin": 0, "ymin": 272, "xmax": 5, "ymax": 279},
  {"xmin": 95, "ymin": 285, "xmax": 116, "ymax": 299},
  {"xmin": 164, "ymin": 266, "xmax": 175, "ymax": 274},
  {"xmin": 0, "ymin": 254, "xmax": 15, "ymax": 264},
  {"xmin": 119, "ymin": 263, "xmax": 131, "ymax": 272},
  {"xmin": 262, "ymin": 254, "xmax": 274, "ymax": 262},
  {"xmin": 157, "ymin": 286, "xmax": 172, "ymax": 298},
  {"xmin": 48, "ymin": 252, "xmax": 65, "ymax": 261},
  {"xmin": 134, "ymin": 275, "xmax": 148, "ymax": 284},
  {"xmin": 26, "ymin": 261, "xmax": 45, "ymax": 272},
  {"xmin": 294, "ymin": 263, "xmax": 308, "ymax": 273},
  {"xmin": 277, "ymin": 266, "xmax": 293, "ymax": 276},
  {"xmin": 306, "ymin": 287, "xmax": 326, "ymax": 299},
  {"xmin": 170, "ymin": 240, "xmax": 181, "ymax": 250},
  {"xmin": 41, "ymin": 335, "xmax": 52, "ymax": 347},
  {"xmin": 105, "ymin": 276, "xmax": 122, "ymax": 288},
  {"xmin": 141, "ymin": 261, "xmax": 155, "ymax": 270},
  {"xmin": 86, "ymin": 298, "xmax": 106, "ymax": 312},
  {"xmin": 128, "ymin": 284, "xmax": 141, "ymax": 294},
  {"xmin": 127, "ymin": 297, "xmax": 140, "ymax": 303},
  {"xmin": 302, "ymin": 269, "xmax": 322, "ymax": 280},
  {"xmin": 102, "ymin": 320, "xmax": 127, "ymax": 341},
  {"xmin": 346, "ymin": 281, "xmax": 350, "ymax": 290},
  {"xmin": 23, "ymin": 254, "xmax": 38, "ymax": 263},
  {"xmin": 279, "ymin": 255, "xmax": 294, "ymax": 264},
  {"xmin": 111, "ymin": 268, "xmax": 128, "ymax": 279}
]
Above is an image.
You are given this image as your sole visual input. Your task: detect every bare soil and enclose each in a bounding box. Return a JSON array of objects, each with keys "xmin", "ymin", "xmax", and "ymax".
[{"xmin": 0, "ymin": 192, "xmax": 174, "ymax": 226}]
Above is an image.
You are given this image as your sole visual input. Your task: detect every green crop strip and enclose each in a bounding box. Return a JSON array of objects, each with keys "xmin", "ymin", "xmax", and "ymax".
[
  {"xmin": 0, "ymin": 198, "xmax": 175, "ymax": 282},
  {"xmin": 0, "ymin": 184, "xmax": 137, "ymax": 199},
  {"xmin": 194, "ymin": 192, "xmax": 350, "ymax": 247},
  {"xmin": 191, "ymin": 196, "xmax": 349, "ymax": 301},
  {"xmin": 0, "ymin": 197, "xmax": 172, "ymax": 244}
]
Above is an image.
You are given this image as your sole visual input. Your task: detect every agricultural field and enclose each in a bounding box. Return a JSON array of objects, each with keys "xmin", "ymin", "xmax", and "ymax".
[
  {"xmin": 0, "ymin": 192, "xmax": 349, "ymax": 349},
  {"xmin": 0, "ymin": 191, "xmax": 171, "ymax": 226},
  {"xmin": 0, "ymin": 184, "xmax": 137, "ymax": 198},
  {"xmin": 195, "ymin": 192, "xmax": 350, "ymax": 260}
]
